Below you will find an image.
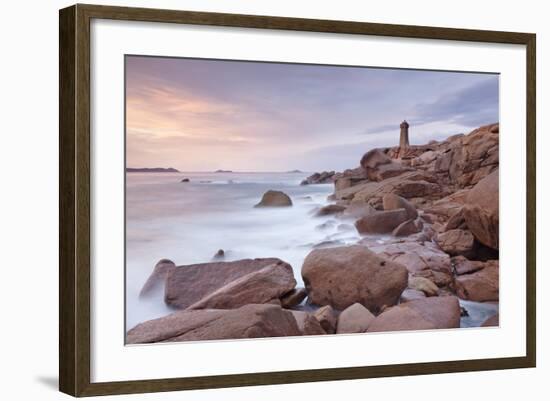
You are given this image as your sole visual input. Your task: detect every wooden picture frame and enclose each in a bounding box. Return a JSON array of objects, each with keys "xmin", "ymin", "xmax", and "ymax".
[{"xmin": 59, "ymin": 3, "xmax": 536, "ymax": 397}]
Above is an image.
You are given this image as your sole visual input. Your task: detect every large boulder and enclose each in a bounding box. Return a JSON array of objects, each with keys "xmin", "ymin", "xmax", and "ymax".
[
  {"xmin": 463, "ymin": 170, "xmax": 499, "ymax": 249},
  {"xmin": 367, "ymin": 296, "xmax": 461, "ymax": 332},
  {"xmin": 301, "ymin": 245, "xmax": 408, "ymax": 312},
  {"xmin": 127, "ymin": 304, "xmax": 301, "ymax": 344},
  {"xmin": 448, "ymin": 123, "xmax": 499, "ymax": 188},
  {"xmin": 254, "ymin": 190, "xmax": 293, "ymax": 207},
  {"xmin": 139, "ymin": 259, "xmax": 176, "ymax": 297},
  {"xmin": 455, "ymin": 260, "xmax": 499, "ymax": 302},
  {"xmin": 336, "ymin": 303, "xmax": 375, "ymax": 334},
  {"xmin": 435, "ymin": 229, "xmax": 475, "ymax": 256},
  {"xmin": 355, "ymin": 209, "xmax": 409, "ymax": 234},
  {"xmin": 360, "ymin": 149, "xmax": 392, "ymax": 169},
  {"xmin": 164, "ymin": 258, "xmax": 288, "ymax": 309},
  {"xmin": 187, "ymin": 263, "xmax": 296, "ymax": 310},
  {"xmin": 382, "ymin": 194, "xmax": 418, "ymax": 219}
]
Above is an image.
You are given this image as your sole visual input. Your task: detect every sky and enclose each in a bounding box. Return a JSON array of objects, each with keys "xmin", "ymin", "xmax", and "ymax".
[{"xmin": 126, "ymin": 56, "xmax": 498, "ymax": 172}]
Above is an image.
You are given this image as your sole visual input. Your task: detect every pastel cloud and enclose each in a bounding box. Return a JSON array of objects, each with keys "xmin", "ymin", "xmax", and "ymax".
[{"xmin": 126, "ymin": 56, "xmax": 498, "ymax": 172}]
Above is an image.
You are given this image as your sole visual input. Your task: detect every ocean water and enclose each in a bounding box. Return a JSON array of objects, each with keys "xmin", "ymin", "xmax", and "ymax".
[
  {"xmin": 125, "ymin": 171, "xmax": 497, "ymax": 330},
  {"xmin": 125, "ymin": 172, "xmax": 360, "ymax": 329}
]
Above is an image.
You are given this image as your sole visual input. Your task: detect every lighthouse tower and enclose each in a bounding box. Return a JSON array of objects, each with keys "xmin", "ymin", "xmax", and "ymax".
[{"xmin": 399, "ymin": 120, "xmax": 410, "ymax": 150}]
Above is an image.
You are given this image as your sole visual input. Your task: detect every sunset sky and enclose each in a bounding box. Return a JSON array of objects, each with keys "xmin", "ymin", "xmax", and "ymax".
[{"xmin": 126, "ymin": 56, "xmax": 498, "ymax": 172}]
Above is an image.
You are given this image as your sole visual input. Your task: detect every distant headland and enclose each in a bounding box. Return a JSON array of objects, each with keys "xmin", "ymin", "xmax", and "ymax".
[{"xmin": 126, "ymin": 167, "xmax": 180, "ymax": 173}]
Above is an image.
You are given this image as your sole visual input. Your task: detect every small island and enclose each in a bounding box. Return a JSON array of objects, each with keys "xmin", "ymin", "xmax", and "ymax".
[
  {"xmin": 214, "ymin": 169, "xmax": 233, "ymax": 173},
  {"xmin": 126, "ymin": 167, "xmax": 180, "ymax": 173}
]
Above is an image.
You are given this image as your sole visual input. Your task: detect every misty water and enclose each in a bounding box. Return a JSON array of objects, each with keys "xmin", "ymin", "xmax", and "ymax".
[
  {"xmin": 125, "ymin": 172, "xmax": 497, "ymax": 330},
  {"xmin": 125, "ymin": 171, "xmax": 361, "ymax": 329}
]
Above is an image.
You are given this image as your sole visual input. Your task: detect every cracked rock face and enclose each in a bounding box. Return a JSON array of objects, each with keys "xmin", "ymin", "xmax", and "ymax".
[
  {"xmin": 435, "ymin": 229, "xmax": 475, "ymax": 256},
  {"xmin": 127, "ymin": 304, "xmax": 301, "ymax": 344}
]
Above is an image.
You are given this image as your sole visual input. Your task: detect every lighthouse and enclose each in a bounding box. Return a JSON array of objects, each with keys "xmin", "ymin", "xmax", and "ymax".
[{"xmin": 399, "ymin": 120, "xmax": 410, "ymax": 149}]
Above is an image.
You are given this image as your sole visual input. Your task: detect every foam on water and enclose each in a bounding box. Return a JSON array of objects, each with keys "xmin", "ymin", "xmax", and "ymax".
[{"xmin": 125, "ymin": 172, "xmax": 360, "ymax": 329}]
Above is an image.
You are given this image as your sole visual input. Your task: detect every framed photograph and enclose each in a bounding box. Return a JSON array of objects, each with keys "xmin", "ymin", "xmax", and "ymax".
[{"xmin": 59, "ymin": 4, "xmax": 536, "ymax": 397}]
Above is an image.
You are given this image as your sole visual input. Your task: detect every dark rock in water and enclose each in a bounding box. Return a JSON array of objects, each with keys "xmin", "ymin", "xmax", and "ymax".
[
  {"xmin": 367, "ymin": 296, "xmax": 461, "ymax": 332},
  {"xmin": 127, "ymin": 304, "xmax": 301, "ymax": 344},
  {"xmin": 165, "ymin": 258, "xmax": 288, "ymax": 309},
  {"xmin": 337, "ymin": 223, "xmax": 355, "ymax": 232},
  {"xmin": 315, "ymin": 204, "xmax": 346, "ymax": 216},
  {"xmin": 254, "ymin": 190, "xmax": 293, "ymax": 207},
  {"xmin": 213, "ymin": 249, "xmax": 225, "ymax": 260},
  {"xmin": 181, "ymin": 178, "xmax": 190, "ymax": 182},
  {"xmin": 313, "ymin": 240, "xmax": 343, "ymax": 249},
  {"xmin": 301, "ymin": 245, "xmax": 408, "ymax": 312},
  {"xmin": 315, "ymin": 220, "xmax": 336, "ymax": 231},
  {"xmin": 280, "ymin": 288, "xmax": 307, "ymax": 308},
  {"xmin": 139, "ymin": 259, "xmax": 176, "ymax": 298},
  {"xmin": 186, "ymin": 263, "xmax": 297, "ymax": 310}
]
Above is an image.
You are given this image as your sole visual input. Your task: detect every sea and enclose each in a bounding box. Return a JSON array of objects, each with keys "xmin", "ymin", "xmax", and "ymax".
[
  {"xmin": 125, "ymin": 171, "xmax": 359, "ymax": 329},
  {"xmin": 125, "ymin": 171, "xmax": 497, "ymax": 330}
]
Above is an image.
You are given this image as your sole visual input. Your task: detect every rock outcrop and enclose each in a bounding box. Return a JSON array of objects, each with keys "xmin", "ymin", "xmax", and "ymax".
[
  {"xmin": 127, "ymin": 304, "xmax": 301, "ymax": 344},
  {"xmin": 435, "ymin": 229, "xmax": 475, "ymax": 256},
  {"xmin": 462, "ymin": 170, "xmax": 499, "ymax": 249},
  {"xmin": 164, "ymin": 258, "xmax": 289, "ymax": 309},
  {"xmin": 139, "ymin": 259, "xmax": 176, "ymax": 297},
  {"xmin": 367, "ymin": 296, "xmax": 461, "ymax": 332},
  {"xmin": 301, "ymin": 245, "xmax": 408, "ymax": 312},
  {"xmin": 187, "ymin": 263, "xmax": 296, "ymax": 310},
  {"xmin": 455, "ymin": 260, "xmax": 499, "ymax": 301},
  {"xmin": 255, "ymin": 190, "xmax": 293, "ymax": 207},
  {"xmin": 301, "ymin": 171, "xmax": 336, "ymax": 185}
]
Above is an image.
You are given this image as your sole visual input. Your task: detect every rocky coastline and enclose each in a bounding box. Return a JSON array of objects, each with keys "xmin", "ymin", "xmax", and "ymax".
[{"xmin": 128, "ymin": 122, "xmax": 499, "ymax": 344}]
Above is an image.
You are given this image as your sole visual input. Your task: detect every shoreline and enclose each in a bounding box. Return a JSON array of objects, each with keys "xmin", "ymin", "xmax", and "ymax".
[{"xmin": 127, "ymin": 122, "xmax": 499, "ymax": 343}]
